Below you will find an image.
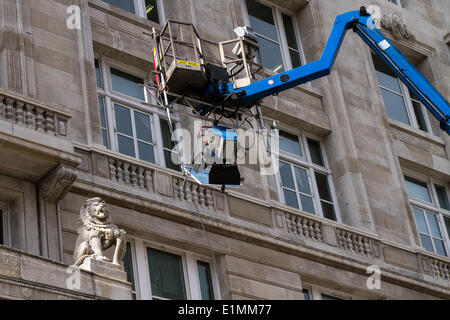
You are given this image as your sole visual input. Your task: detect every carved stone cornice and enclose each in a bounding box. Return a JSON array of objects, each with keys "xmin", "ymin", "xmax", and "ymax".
[
  {"xmin": 381, "ymin": 12, "xmax": 415, "ymax": 40},
  {"xmin": 42, "ymin": 164, "xmax": 78, "ymax": 201}
]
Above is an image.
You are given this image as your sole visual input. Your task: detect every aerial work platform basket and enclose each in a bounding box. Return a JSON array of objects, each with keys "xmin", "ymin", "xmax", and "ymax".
[{"xmin": 152, "ymin": 20, "xmax": 207, "ymax": 95}]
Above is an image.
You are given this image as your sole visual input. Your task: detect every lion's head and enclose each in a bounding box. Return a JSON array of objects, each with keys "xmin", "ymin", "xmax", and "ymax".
[{"xmin": 80, "ymin": 197, "xmax": 112, "ymax": 225}]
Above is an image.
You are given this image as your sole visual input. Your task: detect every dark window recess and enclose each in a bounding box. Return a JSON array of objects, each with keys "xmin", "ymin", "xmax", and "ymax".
[
  {"xmin": 122, "ymin": 242, "xmax": 137, "ymax": 300},
  {"xmin": 307, "ymin": 139, "xmax": 324, "ymax": 166},
  {"xmin": 95, "ymin": 59, "xmax": 102, "ymax": 88},
  {"xmin": 302, "ymin": 288, "xmax": 311, "ymax": 300},
  {"xmin": 0, "ymin": 209, "xmax": 4, "ymax": 245},
  {"xmin": 435, "ymin": 184, "xmax": 450, "ymax": 211},
  {"xmin": 146, "ymin": 0, "xmax": 160, "ymax": 23},
  {"xmin": 102, "ymin": 0, "xmax": 135, "ymax": 14},
  {"xmin": 197, "ymin": 261, "xmax": 214, "ymax": 300}
]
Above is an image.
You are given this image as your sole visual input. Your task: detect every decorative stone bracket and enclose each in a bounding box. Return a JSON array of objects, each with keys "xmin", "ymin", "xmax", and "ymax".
[
  {"xmin": 381, "ymin": 12, "xmax": 415, "ymax": 40},
  {"xmin": 42, "ymin": 164, "xmax": 78, "ymax": 201}
]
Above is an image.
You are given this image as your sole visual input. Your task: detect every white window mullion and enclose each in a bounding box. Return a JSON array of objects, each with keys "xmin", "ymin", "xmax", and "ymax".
[
  {"xmin": 130, "ymin": 109, "xmax": 139, "ymax": 159},
  {"xmin": 108, "ymin": 99, "xmax": 119, "ymax": 152},
  {"xmin": 274, "ymin": 8, "xmax": 291, "ymax": 71},
  {"xmin": 156, "ymin": 0, "xmax": 166, "ymax": 24},
  {"xmin": 134, "ymin": 238, "xmax": 152, "ymax": 300},
  {"xmin": 185, "ymin": 253, "xmax": 201, "ymax": 300},
  {"xmin": 402, "ymin": 83, "xmax": 419, "ymax": 129}
]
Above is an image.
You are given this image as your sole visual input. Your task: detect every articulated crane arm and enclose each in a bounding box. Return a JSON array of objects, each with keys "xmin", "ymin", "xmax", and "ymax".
[{"xmin": 227, "ymin": 7, "xmax": 450, "ymax": 135}]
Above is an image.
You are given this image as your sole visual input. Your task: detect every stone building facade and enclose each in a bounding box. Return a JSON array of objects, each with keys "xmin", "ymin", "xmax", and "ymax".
[{"xmin": 0, "ymin": 0, "xmax": 449, "ymax": 300}]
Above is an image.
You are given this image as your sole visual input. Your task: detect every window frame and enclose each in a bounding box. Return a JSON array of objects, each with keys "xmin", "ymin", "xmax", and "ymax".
[
  {"xmin": 404, "ymin": 170, "xmax": 450, "ymax": 257},
  {"xmin": 372, "ymin": 55, "xmax": 433, "ymax": 134},
  {"xmin": 387, "ymin": 0, "xmax": 402, "ymax": 7},
  {"xmin": 102, "ymin": 0, "xmax": 166, "ymax": 24},
  {"xmin": 275, "ymin": 127, "xmax": 341, "ymax": 222},
  {"xmin": 0, "ymin": 204, "xmax": 9, "ymax": 246},
  {"xmin": 128, "ymin": 237, "xmax": 221, "ymax": 300},
  {"xmin": 95, "ymin": 56, "xmax": 182, "ymax": 172},
  {"xmin": 123, "ymin": 239, "xmax": 140, "ymax": 299},
  {"xmin": 240, "ymin": 0, "xmax": 306, "ymax": 72},
  {"xmin": 302, "ymin": 284, "xmax": 352, "ymax": 300}
]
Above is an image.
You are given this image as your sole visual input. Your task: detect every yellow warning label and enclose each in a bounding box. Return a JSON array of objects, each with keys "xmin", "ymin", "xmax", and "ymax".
[{"xmin": 177, "ymin": 59, "xmax": 199, "ymax": 67}]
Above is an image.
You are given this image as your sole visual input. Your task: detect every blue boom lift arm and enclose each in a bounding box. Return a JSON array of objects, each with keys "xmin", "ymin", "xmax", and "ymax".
[{"xmin": 223, "ymin": 7, "xmax": 450, "ymax": 135}]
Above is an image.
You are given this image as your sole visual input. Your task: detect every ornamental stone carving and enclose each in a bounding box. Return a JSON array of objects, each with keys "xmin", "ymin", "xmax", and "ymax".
[
  {"xmin": 380, "ymin": 12, "xmax": 415, "ymax": 40},
  {"xmin": 73, "ymin": 198, "xmax": 126, "ymax": 267},
  {"xmin": 42, "ymin": 164, "xmax": 78, "ymax": 201}
]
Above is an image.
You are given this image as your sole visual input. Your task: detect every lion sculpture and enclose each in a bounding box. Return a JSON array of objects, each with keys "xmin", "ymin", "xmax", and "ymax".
[{"xmin": 73, "ymin": 197, "xmax": 126, "ymax": 267}]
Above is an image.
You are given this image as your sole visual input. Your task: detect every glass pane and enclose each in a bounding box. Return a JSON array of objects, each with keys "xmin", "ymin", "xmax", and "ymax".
[
  {"xmin": 246, "ymin": 0, "xmax": 278, "ymax": 41},
  {"xmin": 444, "ymin": 217, "xmax": 450, "ymax": 241},
  {"xmin": 372, "ymin": 54, "xmax": 401, "ymax": 93},
  {"xmin": 98, "ymin": 97, "xmax": 107, "ymax": 128},
  {"xmin": 102, "ymin": 129, "xmax": 109, "ymax": 149},
  {"xmin": 279, "ymin": 131, "xmax": 302, "ymax": 157},
  {"xmin": 134, "ymin": 112, "xmax": 153, "ymax": 143},
  {"xmin": 412, "ymin": 100, "xmax": 428, "ymax": 132},
  {"xmin": 289, "ymin": 49, "xmax": 302, "ymax": 69},
  {"xmin": 147, "ymin": 248, "xmax": 187, "ymax": 300},
  {"xmin": 102, "ymin": 0, "xmax": 135, "ymax": 13},
  {"xmin": 160, "ymin": 119, "xmax": 175, "ymax": 149},
  {"xmin": 307, "ymin": 139, "xmax": 324, "ymax": 166},
  {"xmin": 114, "ymin": 105, "xmax": 133, "ymax": 136},
  {"xmin": 413, "ymin": 207, "xmax": 428, "ymax": 234},
  {"xmin": 433, "ymin": 238, "xmax": 447, "ymax": 256},
  {"xmin": 380, "ymin": 88, "xmax": 410, "ymax": 125},
  {"xmin": 95, "ymin": 59, "xmax": 102, "ymax": 88},
  {"xmin": 118, "ymin": 135, "xmax": 136, "ymax": 158},
  {"xmin": 0, "ymin": 209, "xmax": 3, "ymax": 245},
  {"xmin": 282, "ymin": 14, "xmax": 299, "ymax": 50},
  {"xmin": 300, "ymin": 194, "xmax": 315, "ymax": 214},
  {"xmin": 321, "ymin": 201, "xmax": 336, "ymax": 221},
  {"xmin": 405, "ymin": 176, "xmax": 432, "ymax": 203},
  {"xmin": 164, "ymin": 150, "xmax": 181, "ymax": 172},
  {"xmin": 145, "ymin": 0, "xmax": 160, "ymax": 24},
  {"xmin": 122, "ymin": 242, "xmax": 136, "ymax": 297},
  {"xmin": 197, "ymin": 261, "xmax": 214, "ymax": 300},
  {"xmin": 294, "ymin": 167, "xmax": 311, "ymax": 195},
  {"xmin": 426, "ymin": 212, "xmax": 442, "ymax": 238},
  {"xmin": 302, "ymin": 289, "xmax": 311, "ymax": 300},
  {"xmin": 435, "ymin": 185, "xmax": 450, "ymax": 210},
  {"xmin": 283, "ymin": 189, "xmax": 299, "ymax": 209},
  {"xmin": 420, "ymin": 234, "xmax": 434, "ymax": 252},
  {"xmin": 279, "ymin": 161, "xmax": 295, "ymax": 189},
  {"xmin": 315, "ymin": 172, "xmax": 332, "ymax": 202},
  {"xmin": 256, "ymin": 35, "xmax": 284, "ymax": 73},
  {"xmin": 138, "ymin": 142, "xmax": 155, "ymax": 163},
  {"xmin": 111, "ymin": 68, "xmax": 145, "ymax": 101}
]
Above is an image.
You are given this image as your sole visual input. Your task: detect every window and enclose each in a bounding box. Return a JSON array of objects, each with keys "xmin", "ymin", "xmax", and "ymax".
[
  {"xmin": 372, "ymin": 54, "xmax": 432, "ymax": 134},
  {"xmin": 404, "ymin": 174, "xmax": 450, "ymax": 256},
  {"xmin": 147, "ymin": 247, "xmax": 187, "ymax": 300},
  {"xmin": 102, "ymin": 0, "xmax": 164, "ymax": 24},
  {"xmin": 132, "ymin": 242, "xmax": 220, "ymax": 300},
  {"xmin": 243, "ymin": 0, "xmax": 303, "ymax": 72},
  {"xmin": 277, "ymin": 130, "xmax": 339, "ymax": 221},
  {"xmin": 123, "ymin": 242, "xmax": 139, "ymax": 299},
  {"xmin": 95, "ymin": 57, "xmax": 181, "ymax": 172},
  {"xmin": 302, "ymin": 285, "xmax": 350, "ymax": 300}
]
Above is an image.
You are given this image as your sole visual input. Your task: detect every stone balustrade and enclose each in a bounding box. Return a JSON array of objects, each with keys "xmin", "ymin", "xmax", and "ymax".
[
  {"xmin": 336, "ymin": 228, "xmax": 372, "ymax": 257},
  {"xmin": 285, "ymin": 212, "xmax": 323, "ymax": 242},
  {"xmin": 107, "ymin": 155, "xmax": 214, "ymax": 209},
  {"xmin": 0, "ymin": 92, "xmax": 70, "ymax": 138},
  {"xmin": 430, "ymin": 258, "xmax": 450, "ymax": 281}
]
